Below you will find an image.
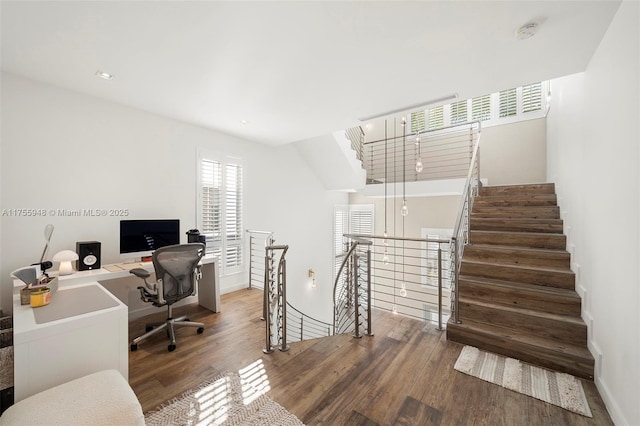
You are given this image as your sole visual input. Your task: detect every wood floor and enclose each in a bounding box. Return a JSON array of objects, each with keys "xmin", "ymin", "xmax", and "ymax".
[{"xmin": 128, "ymin": 289, "xmax": 613, "ymax": 425}]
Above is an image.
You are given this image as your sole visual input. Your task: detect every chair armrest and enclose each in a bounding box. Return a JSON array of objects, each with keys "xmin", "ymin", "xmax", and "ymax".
[{"xmin": 129, "ymin": 268, "xmax": 150, "ymax": 279}]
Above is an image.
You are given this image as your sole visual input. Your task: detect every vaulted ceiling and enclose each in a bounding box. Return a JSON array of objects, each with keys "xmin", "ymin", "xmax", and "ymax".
[{"xmin": 1, "ymin": 1, "xmax": 620, "ymax": 145}]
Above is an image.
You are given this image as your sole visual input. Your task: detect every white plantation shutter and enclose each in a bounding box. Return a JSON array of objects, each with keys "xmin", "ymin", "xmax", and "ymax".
[
  {"xmin": 522, "ymin": 82, "xmax": 543, "ymax": 113},
  {"xmin": 200, "ymin": 159, "xmax": 222, "ymax": 259},
  {"xmin": 427, "ymin": 106, "xmax": 444, "ymax": 130},
  {"xmin": 450, "ymin": 100, "xmax": 468, "ymax": 124},
  {"xmin": 199, "ymin": 155, "xmax": 244, "ymax": 275},
  {"xmin": 334, "ymin": 205, "xmax": 374, "ymax": 278},
  {"xmin": 334, "ymin": 206, "xmax": 349, "ymax": 278},
  {"xmin": 471, "ymin": 95, "xmax": 491, "ymax": 121},
  {"xmin": 349, "ymin": 210, "xmax": 373, "ymax": 235},
  {"xmin": 225, "ymin": 163, "xmax": 243, "ymax": 271},
  {"xmin": 410, "ymin": 111, "xmax": 426, "ymax": 134},
  {"xmin": 499, "ymin": 88, "xmax": 517, "ymax": 118}
]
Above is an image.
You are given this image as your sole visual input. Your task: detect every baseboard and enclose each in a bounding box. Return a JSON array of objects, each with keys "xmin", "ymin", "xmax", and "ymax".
[
  {"xmin": 220, "ymin": 283, "xmax": 250, "ymax": 295},
  {"xmin": 595, "ymin": 367, "xmax": 629, "ymax": 426}
]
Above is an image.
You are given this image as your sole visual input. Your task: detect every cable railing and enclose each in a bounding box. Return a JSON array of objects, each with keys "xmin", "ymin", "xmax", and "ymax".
[
  {"xmin": 247, "ymin": 229, "xmax": 334, "ymax": 345},
  {"xmin": 345, "ymin": 125, "xmax": 365, "ymax": 163},
  {"xmin": 340, "ymin": 233, "xmax": 452, "ymax": 330},
  {"xmin": 362, "ymin": 121, "xmax": 481, "ymax": 183},
  {"xmin": 450, "ymin": 122, "xmax": 482, "ymax": 324},
  {"xmin": 286, "ymin": 303, "xmax": 333, "ymax": 342},
  {"xmin": 262, "ymin": 243, "xmax": 289, "ymax": 353},
  {"xmin": 333, "ymin": 237, "xmax": 373, "ymax": 337}
]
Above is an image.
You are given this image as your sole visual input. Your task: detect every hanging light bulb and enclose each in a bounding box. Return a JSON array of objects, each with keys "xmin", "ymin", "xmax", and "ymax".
[
  {"xmin": 415, "ymin": 158, "xmax": 423, "ymax": 173},
  {"xmin": 400, "ymin": 282, "xmax": 407, "ymax": 297},
  {"xmin": 383, "ymin": 250, "xmax": 389, "ymax": 265},
  {"xmin": 415, "ymin": 134, "xmax": 420, "ymax": 145},
  {"xmin": 392, "ymin": 304, "xmax": 398, "ymax": 314},
  {"xmin": 400, "ymin": 117, "xmax": 407, "ymax": 126},
  {"xmin": 401, "ymin": 200, "xmax": 409, "ymax": 216}
]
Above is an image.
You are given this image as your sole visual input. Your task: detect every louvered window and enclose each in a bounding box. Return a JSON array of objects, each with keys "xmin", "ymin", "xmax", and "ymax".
[
  {"xmin": 471, "ymin": 95, "xmax": 491, "ymax": 121},
  {"xmin": 410, "ymin": 111, "xmax": 426, "ymax": 134},
  {"xmin": 450, "ymin": 100, "xmax": 468, "ymax": 124},
  {"xmin": 334, "ymin": 205, "xmax": 374, "ymax": 279},
  {"xmin": 522, "ymin": 82, "xmax": 543, "ymax": 113},
  {"xmin": 199, "ymin": 155, "xmax": 244, "ymax": 275},
  {"xmin": 499, "ymin": 88, "xmax": 517, "ymax": 118},
  {"xmin": 427, "ymin": 106, "xmax": 444, "ymax": 130},
  {"xmin": 224, "ymin": 163, "xmax": 243, "ymax": 270}
]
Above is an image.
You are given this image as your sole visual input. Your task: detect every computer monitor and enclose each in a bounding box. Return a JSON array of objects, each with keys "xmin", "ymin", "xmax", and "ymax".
[{"xmin": 119, "ymin": 219, "xmax": 180, "ymax": 260}]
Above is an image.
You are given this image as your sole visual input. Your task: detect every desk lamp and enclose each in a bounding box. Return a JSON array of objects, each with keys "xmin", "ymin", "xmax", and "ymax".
[{"xmin": 53, "ymin": 250, "xmax": 79, "ymax": 276}]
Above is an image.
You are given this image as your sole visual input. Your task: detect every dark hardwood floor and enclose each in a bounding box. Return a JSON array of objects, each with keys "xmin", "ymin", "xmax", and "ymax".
[{"xmin": 128, "ymin": 288, "xmax": 613, "ymax": 425}]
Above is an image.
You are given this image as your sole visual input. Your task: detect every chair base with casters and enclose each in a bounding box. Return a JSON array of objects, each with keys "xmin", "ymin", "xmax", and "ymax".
[
  {"xmin": 128, "ymin": 243, "xmax": 207, "ymax": 352},
  {"xmin": 129, "ymin": 303, "xmax": 204, "ymax": 352}
]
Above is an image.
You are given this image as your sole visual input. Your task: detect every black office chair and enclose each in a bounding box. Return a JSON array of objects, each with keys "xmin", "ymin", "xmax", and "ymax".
[{"xmin": 129, "ymin": 243, "xmax": 206, "ymax": 352}]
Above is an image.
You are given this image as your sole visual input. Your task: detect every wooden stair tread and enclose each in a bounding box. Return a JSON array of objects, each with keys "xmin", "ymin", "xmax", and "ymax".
[
  {"xmin": 480, "ymin": 183, "xmax": 555, "ymax": 195},
  {"xmin": 447, "ymin": 318, "xmax": 594, "ymax": 362},
  {"xmin": 461, "ymin": 259, "xmax": 573, "ymax": 274},
  {"xmin": 470, "ymin": 230, "xmax": 566, "ymax": 249},
  {"xmin": 467, "ymin": 243, "xmax": 569, "ymax": 256},
  {"xmin": 458, "ymin": 274, "xmax": 581, "ymax": 299},
  {"xmin": 458, "ymin": 296, "xmax": 584, "ymax": 325}
]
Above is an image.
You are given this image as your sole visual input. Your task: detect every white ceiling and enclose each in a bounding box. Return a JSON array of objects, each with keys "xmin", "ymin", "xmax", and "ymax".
[{"xmin": 1, "ymin": 1, "xmax": 620, "ymax": 146}]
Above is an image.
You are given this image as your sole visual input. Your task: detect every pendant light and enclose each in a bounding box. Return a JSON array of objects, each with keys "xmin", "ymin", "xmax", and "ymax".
[
  {"xmin": 400, "ymin": 118, "xmax": 409, "ymax": 217},
  {"xmin": 415, "ymin": 133, "xmax": 423, "ymax": 173},
  {"xmin": 383, "ymin": 120, "xmax": 389, "ymax": 265}
]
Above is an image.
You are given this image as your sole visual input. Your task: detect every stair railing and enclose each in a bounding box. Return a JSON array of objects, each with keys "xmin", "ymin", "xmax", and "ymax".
[
  {"xmin": 342, "ymin": 233, "xmax": 452, "ymax": 330},
  {"xmin": 333, "ymin": 237, "xmax": 373, "ymax": 338},
  {"xmin": 451, "ymin": 121, "xmax": 482, "ymax": 324},
  {"xmin": 263, "ymin": 243, "xmax": 289, "ymax": 353},
  {"xmin": 345, "ymin": 125, "xmax": 365, "ymax": 163},
  {"xmin": 361, "ymin": 121, "xmax": 481, "ymax": 184},
  {"xmin": 286, "ymin": 303, "xmax": 333, "ymax": 342},
  {"xmin": 247, "ymin": 229, "xmax": 333, "ymax": 344}
]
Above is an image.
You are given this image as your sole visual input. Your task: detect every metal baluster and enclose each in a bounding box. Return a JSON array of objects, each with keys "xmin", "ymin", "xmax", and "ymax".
[
  {"xmin": 263, "ymin": 247, "xmax": 273, "ymax": 353},
  {"xmin": 353, "ymin": 251, "xmax": 361, "ymax": 338},
  {"xmin": 279, "ymin": 251, "xmax": 289, "ymax": 352},
  {"xmin": 437, "ymin": 247, "xmax": 443, "ymax": 331},
  {"xmin": 366, "ymin": 247, "xmax": 374, "ymax": 336}
]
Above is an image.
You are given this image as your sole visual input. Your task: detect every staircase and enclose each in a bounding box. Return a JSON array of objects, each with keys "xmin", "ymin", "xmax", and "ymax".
[{"xmin": 447, "ymin": 183, "xmax": 594, "ymax": 380}]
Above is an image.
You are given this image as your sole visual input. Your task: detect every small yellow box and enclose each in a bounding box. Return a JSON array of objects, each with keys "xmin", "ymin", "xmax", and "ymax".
[{"xmin": 30, "ymin": 288, "xmax": 51, "ymax": 307}]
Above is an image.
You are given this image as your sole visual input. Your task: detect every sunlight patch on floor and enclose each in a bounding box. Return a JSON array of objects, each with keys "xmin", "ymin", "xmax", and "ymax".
[
  {"xmin": 239, "ymin": 359, "xmax": 271, "ymax": 405},
  {"xmin": 193, "ymin": 375, "xmax": 231, "ymax": 425}
]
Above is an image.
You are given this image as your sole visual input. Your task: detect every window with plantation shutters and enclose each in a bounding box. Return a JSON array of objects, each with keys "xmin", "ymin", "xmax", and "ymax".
[
  {"xmin": 410, "ymin": 111, "xmax": 425, "ymax": 134},
  {"xmin": 471, "ymin": 95, "xmax": 491, "ymax": 121},
  {"xmin": 499, "ymin": 88, "xmax": 517, "ymax": 118},
  {"xmin": 198, "ymin": 154, "xmax": 244, "ymax": 275},
  {"xmin": 334, "ymin": 205, "xmax": 374, "ymax": 279},
  {"xmin": 450, "ymin": 100, "xmax": 468, "ymax": 124},
  {"xmin": 522, "ymin": 82, "xmax": 543, "ymax": 113},
  {"xmin": 224, "ymin": 163, "xmax": 243, "ymax": 270},
  {"xmin": 200, "ymin": 159, "xmax": 222, "ymax": 260},
  {"xmin": 427, "ymin": 106, "xmax": 444, "ymax": 130}
]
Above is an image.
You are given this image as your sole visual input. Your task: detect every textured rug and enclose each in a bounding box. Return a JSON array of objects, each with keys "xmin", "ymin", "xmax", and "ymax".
[
  {"xmin": 454, "ymin": 346, "xmax": 592, "ymax": 417},
  {"xmin": 145, "ymin": 372, "xmax": 304, "ymax": 426}
]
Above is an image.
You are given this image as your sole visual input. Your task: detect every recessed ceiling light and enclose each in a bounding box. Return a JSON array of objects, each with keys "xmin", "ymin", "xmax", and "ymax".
[
  {"xmin": 515, "ymin": 22, "xmax": 540, "ymax": 40},
  {"xmin": 241, "ymin": 120, "xmax": 249, "ymax": 125},
  {"xmin": 95, "ymin": 70, "xmax": 114, "ymax": 80}
]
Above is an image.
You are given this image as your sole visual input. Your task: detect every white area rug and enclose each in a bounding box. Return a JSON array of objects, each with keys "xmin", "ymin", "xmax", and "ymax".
[
  {"xmin": 454, "ymin": 346, "xmax": 592, "ymax": 417},
  {"xmin": 145, "ymin": 372, "xmax": 304, "ymax": 426}
]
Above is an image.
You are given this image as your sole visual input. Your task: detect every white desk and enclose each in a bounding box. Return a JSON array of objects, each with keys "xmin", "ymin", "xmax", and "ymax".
[
  {"xmin": 12, "ymin": 282, "xmax": 128, "ymax": 402},
  {"xmin": 13, "ymin": 257, "xmax": 221, "ymax": 314}
]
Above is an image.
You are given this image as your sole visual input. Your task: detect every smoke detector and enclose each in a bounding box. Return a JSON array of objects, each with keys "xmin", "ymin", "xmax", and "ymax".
[{"xmin": 515, "ymin": 22, "xmax": 540, "ymax": 40}]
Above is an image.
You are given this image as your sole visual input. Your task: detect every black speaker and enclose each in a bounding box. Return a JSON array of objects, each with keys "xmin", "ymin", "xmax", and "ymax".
[{"xmin": 76, "ymin": 241, "xmax": 101, "ymax": 271}]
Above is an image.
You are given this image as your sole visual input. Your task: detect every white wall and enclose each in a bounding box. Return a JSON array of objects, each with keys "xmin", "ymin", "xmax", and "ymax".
[
  {"xmin": 546, "ymin": 2, "xmax": 639, "ymax": 424},
  {"xmin": 0, "ymin": 72, "xmax": 346, "ymax": 321},
  {"xmin": 481, "ymin": 118, "xmax": 546, "ymax": 186},
  {"xmin": 349, "ymin": 192, "xmax": 459, "ymax": 239}
]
